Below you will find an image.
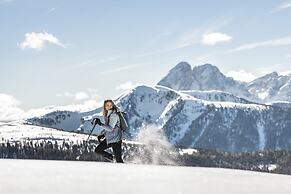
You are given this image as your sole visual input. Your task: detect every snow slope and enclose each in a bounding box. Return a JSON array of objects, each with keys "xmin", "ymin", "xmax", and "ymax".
[
  {"xmin": 180, "ymin": 90, "xmax": 252, "ymax": 104},
  {"xmin": 0, "ymin": 159, "xmax": 291, "ymax": 194},
  {"xmin": 0, "ymin": 121, "xmax": 89, "ymax": 144}
]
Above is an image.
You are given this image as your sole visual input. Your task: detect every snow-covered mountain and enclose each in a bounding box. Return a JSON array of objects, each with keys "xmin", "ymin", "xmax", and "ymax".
[
  {"xmin": 158, "ymin": 61, "xmax": 291, "ymax": 103},
  {"xmin": 27, "ymin": 109, "xmax": 101, "ymax": 132},
  {"xmin": 27, "ymin": 84, "xmax": 291, "ymax": 152},
  {"xmin": 248, "ymin": 72, "xmax": 291, "ymax": 102},
  {"xmin": 157, "ymin": 62, "xmax": 254, "ymax": 101},
  {"xmin": 25, "ymin": 61, "xmax": 291, "ymax": 152},
  {"xmin": 179, "ymin": 90, "xmax": 252, "ymax": 104},
  {"xmin": 117, "ymin": 85, "xmax": 291, "ymax": 152}
]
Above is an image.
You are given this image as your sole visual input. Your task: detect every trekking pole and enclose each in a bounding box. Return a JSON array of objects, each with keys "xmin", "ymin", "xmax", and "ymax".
[{"xmin": 86, "ymin": 123, "xmax": 97, "ymax": 142}]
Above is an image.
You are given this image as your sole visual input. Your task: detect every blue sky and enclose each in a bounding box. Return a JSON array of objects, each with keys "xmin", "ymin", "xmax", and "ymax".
[{"xmin": 0, "ymin": 0, "xmax": 291, "ymax": 119}]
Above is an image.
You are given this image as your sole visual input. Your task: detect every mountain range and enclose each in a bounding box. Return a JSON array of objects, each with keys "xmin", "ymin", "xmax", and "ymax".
[{"xmin": 27, "ymin": 62, "xmax": 291, "ymax": 152}]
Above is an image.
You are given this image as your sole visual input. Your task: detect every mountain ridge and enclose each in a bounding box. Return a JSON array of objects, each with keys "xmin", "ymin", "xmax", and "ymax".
[{"xmin": 158, "ymin": 62, "xmax": 291, "ymax": 103}]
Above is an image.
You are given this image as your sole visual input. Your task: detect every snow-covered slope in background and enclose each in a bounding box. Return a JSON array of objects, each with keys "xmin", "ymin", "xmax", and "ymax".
[
  {"xmin": 266, "ymin": 101, "xmax": 291, "ymax": 109},
  {"xmin": 0, "ymin": 121, "xmax": 89, "ymax": 143},
  {"xmin": 180, "ymin": 90, "xmax": 252, "ymax": 104},
  {"xmin": 26, "ymin": 107, "xmax": 103, "ymax": 134},
  {"xmin": 248, "ymin": 72, "xmax": 291, "ymax": 102}
]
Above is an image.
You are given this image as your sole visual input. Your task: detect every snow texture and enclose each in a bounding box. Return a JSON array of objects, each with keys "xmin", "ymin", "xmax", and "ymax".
[{"xmin": 0, "ymin": 159, "xmax": 291, "ymax": 194}]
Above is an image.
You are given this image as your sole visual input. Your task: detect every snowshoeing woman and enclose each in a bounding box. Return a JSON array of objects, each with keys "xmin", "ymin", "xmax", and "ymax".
[{"xmin": 92, "ymin": 99, "xmax": 124, "ymax": 163}]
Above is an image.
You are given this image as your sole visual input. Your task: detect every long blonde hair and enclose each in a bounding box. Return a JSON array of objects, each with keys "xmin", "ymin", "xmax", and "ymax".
[{"xmin": 103, "ymin": 99, "xmax": 119, "ymax": 118}]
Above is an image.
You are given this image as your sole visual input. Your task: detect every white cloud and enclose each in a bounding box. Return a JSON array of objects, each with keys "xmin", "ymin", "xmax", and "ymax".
[
  {"xmin": 280, "ymin": 70, "xmax": 291, "ymax": 75},
  {"xmin": 271, "ymin": 2, "xmax": 291, "ymax": 13},
  {"xmin": 56, "ymin": 92, "xmax": 73, "ymax": 98},
  {"xmin": 48, "ymin": 7, "xmax": 56, "ymax": 13},
  {"xmin": 74, "ymin": 92, "xmax": 89, "ymax": 101},
  {"xmin": 280, "ymin": 2, "xmax": 291, "ymax": 10},
  {"xmin": 18, "ymin": 31, "xmax": 65, "ymax": 51},
  {"xmin": 230, "ymin": 36, "xmax": 291, "ymax": 52},
  {"xmin": 280, "ymin": 2, "xmax": 291, "ymax": 9},
  {"xmin": 116, "ymin": 81, "xmax": 139, "ymax": 91},
  {"xmin": 86, "ymin": 88, "xmax": 99, "ymax": 98},
  {"xmin": 0, "ymin": 93, "xmax": 24, "ymax": 121},
  {"xmin": 175, "ymin": 18, "xmax": 233, "ymax": 49},
  {"xmin": 24, "ymin": 100, "xmax": 103, "ymax": 118},
  {"xmin": 202, "ymin": 32, "xmax": 232, "ymax": 45},
  {"xmin": 57, "ymin": 88, "xmax": 98, "ymax": 101},
  {"xmin": 226, "ymin": 70, "xmax": 257, "ymax": 82},
  {"xmin": 24, "ymin": 89, "xmax": 100, "ymax": 118},
  {"xmin": 0, "ymin": 92, "xmax": 102, "ymax": 121}
]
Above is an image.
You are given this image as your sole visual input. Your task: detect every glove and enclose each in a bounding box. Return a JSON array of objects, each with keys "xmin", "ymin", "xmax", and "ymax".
[
  {"xmin": 97, "ymin": 134, "xmax": 105, "ymax": 142},
  {"xmin": 91, "ymin": 118, "xmax": 96, "ymax": 125},
  {"xmin": 92, "ymin": 118, "xmax": 103, "ymax": 126}
]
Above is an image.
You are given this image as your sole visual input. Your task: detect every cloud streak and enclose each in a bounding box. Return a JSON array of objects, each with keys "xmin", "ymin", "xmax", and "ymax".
[
  {"xmin": 70, "ymin": 55, "xmax": 122, "ymax": 70},
  {"xmin": 229, "ymin": 36, "xmax": 291, "ymax": 52},
  {"xmin": 0, "ymin": 0, "xmax": 15, "ymax": 4},
  {"xmin": 99, "ymin": 63, "xmax": 146, "ymax": 74},
  {"xmin": 271, "ymin": 2, "xmax": 291, "ymax": 13}
]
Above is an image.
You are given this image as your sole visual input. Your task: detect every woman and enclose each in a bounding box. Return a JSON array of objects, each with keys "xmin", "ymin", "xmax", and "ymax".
[{"xmin": 93, "ymin": 99, "xmax": 124, "ymax": 163}]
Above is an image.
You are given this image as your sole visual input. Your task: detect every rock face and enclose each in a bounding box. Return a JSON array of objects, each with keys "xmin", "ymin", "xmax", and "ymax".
[
  {"xmin": 248, "ymin": 72, "xmax": 291, "ymax": 102},
  {"xmin": 158, "ymin": 62, "xmax": 253, "ymax": 101},
  {"xmin": 157, "ymin": 62, "xmax": 195, "ymax": 90}
]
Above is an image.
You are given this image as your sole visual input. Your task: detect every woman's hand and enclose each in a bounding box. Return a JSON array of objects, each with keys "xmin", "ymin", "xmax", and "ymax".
[
  {"xmin": 92, "ymin": 118, "xmax": 104, "ymax": 126},
  {"xmin": 97, "ymin": 134, "xmax": 105, "ymax": 142}
]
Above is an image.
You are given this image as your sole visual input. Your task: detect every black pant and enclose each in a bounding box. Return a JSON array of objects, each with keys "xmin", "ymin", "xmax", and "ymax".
[{"xmin": 94, "ymin": 139, "xmax": 123, "ymax": 163}]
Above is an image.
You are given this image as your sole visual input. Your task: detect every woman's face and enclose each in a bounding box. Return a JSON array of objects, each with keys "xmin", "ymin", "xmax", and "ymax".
[{"xmin": 105, "ymin": 101, "xmax": 113, "ymax": 111}]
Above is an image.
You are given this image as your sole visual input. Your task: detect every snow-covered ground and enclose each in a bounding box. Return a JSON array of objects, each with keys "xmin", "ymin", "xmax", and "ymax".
[{"xmin": 0, "ymin": 159, "xmax": 290, "ymax": 194}]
